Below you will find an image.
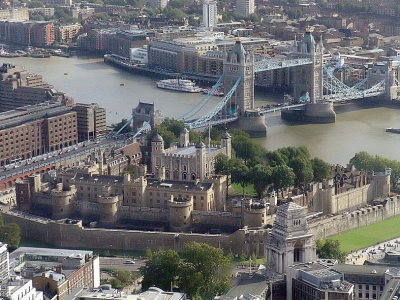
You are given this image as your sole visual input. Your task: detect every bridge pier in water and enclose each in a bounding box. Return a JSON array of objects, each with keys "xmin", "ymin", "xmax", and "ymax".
[{"xmin": 222, "ymin": 38, "xmax": 267, "ymax": 137}]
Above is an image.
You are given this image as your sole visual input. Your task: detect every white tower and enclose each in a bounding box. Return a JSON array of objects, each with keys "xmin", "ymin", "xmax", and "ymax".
[
  {"xmin": 266, "ymin": 202, "xmax": 316, "ymax": 274},
  {"xmin": 0, "ymin": 243, "xmax": 9, "ymax": 283},
  {"xmin": 203, "ymin": 0, "xmax": 217, "ymax": 29},
  {"xmin": 235, "ymin": 0, "xmax": 254, "ymax": 16}
]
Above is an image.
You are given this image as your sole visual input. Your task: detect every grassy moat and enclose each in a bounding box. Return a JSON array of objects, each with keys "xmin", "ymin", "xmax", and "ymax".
[{"xmin": 325, "ymin": 214, "xmax": 400, "ymax": 253}]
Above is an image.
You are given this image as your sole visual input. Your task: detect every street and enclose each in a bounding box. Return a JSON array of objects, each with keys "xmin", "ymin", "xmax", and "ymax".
[{"xmin": 99, "ymin": 256, "xmax": 146, "ymax": 272}]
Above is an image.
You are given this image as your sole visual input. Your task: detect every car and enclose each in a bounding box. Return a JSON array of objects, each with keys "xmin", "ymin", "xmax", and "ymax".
[{"xmin": 124, "ymin": 260, "xmax": 135, "ymax": 264}]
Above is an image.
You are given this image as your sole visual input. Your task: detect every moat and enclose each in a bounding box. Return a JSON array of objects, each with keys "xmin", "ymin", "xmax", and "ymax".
[{"xmin": 3, "ymin": 56, "xmax": 400, "ymax": 165}]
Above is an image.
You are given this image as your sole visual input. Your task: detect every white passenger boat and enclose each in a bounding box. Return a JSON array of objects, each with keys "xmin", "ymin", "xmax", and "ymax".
[{"xmin": 156, "ymin": 78, "xmax": 202, "ymax": 93}]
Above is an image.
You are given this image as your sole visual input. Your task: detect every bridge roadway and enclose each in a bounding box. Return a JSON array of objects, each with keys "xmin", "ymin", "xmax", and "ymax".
[
  {"xmin": 189, "ymin": 103, "xmax": 307, "ymax": 128},
  {"xmin": 0, "ymin": 136, "xmax": 127, "ymax": 181}
]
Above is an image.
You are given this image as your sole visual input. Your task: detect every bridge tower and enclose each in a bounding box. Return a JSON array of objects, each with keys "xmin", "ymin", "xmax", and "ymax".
[
  {"xmin": 223, "ymin": 38, "xmax": 255, "ymax": 115},
  {"xmin": 386, "ymin": 61, "xmax": 398, "ymax": 100},
  {"xmin": 292, "ymin": 27, "xmax": 324, "ymax": 103}
]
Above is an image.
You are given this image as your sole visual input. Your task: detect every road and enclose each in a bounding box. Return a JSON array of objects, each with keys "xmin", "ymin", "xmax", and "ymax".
[
  {"xmin": 0, "ymin": 135, "xmax": 128, "ymax": 180},
  {"xmin": 99, "ymin": 257, "xmax": 146, "ymax": 272}
]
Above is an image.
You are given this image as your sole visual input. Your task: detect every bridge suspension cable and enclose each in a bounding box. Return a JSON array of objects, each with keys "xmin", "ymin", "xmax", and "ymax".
[
  {"xmin": 177, "ymin": 74, "xmax": 224, "ymax": 121},
  {"xmin": 132, "ymin": 120, "xmax": 151, "ymax": 138},
  {"xmin": 323, "ymin": 66, "xmax": 374, "ymax": 95},
  {"xmin": 323, "ymin": 77, "xmax": 386, "ymax": 101},
  {"xmin": 185, "ymin": 76, "xmax": 242, "ymax": 129}
]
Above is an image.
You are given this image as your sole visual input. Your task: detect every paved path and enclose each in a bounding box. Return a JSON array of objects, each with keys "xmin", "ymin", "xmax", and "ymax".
[{"xmin": 345, "ymin": 238, "xmax": 400, "ymax": 265}]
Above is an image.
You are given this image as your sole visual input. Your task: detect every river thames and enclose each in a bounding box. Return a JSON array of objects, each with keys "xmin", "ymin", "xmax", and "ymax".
[{"xmin": 3, "ymin": 56, "xmax": 400, "ymax": 165}]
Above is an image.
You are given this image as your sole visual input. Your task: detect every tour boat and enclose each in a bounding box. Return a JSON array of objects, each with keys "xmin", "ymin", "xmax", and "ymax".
[
  {"xmin": 156, "ymin": 78, "xmax": 202, "ymax": 93},
  {"xmin": 386, "ymin": 128, "xmax": 400, "ymax": 134}
]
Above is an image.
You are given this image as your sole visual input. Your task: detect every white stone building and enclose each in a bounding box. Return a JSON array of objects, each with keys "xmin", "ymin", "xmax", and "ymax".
[
  {"xmin": 203, "ymin": 0, "xmax": 217, "ymax": 30},
  {"xmin": 266, "ymin": 202, "xmax": 317, "ymax": 274}
]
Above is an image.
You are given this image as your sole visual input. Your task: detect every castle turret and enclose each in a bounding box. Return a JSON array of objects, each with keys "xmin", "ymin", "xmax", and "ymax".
[
  {"xmin": 168, "ymin": 195, "xmax": 193, "ymax": 231},
  {"xmin": 98, "ymin": 191, "xmax": 120, "ymax": 228},
  {"xmin": 151, "ymin": 133, "xmax": 164, "ymax": 174},
  {"xmin": 243, "ymin": 199, "xmax": 267, "ymax": 228},
  {"xmin": 221, "ymin": 130, "xmax": 231, "ymax": 158},
  {"xmin": 50, "ymin": 183, "xmax": 77, "ymax": 220},
  {"xmin": 195, "ymin": 139, "xmax": 206, "ymax": 180},
  {"xmin": 155, "ymin": 166, "xmax": 165, "ymax": 181},
  {"xmin": 180, "ymin": 128, "xmax": 189, "ymax": 147}
]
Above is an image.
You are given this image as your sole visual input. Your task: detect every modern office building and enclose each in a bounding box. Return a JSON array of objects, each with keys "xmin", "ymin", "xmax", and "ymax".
[
  {"xmin": 66, "ymin": 286, "xmax": 186, "ymax": 300},
  {"xmin": 73, "ymin": 103, "xmax": 106, "ymax": 142},
  {"xmin": 0, "ymin": 7, "xmax": 29, "ymax": 20},
  {"xmin": 0, "ymin": 243, "xmax": 9, "ymax": 283},
  {"xmin": 9, "ymin": 247, "xmax": 100, "ymax": 300},
  {"xmin": 0, "ymin": 63, "xmax": 74, "ymax": 112},
  {"xmin": 3, "ymin": 278, "xmax": 43, "ymax": 300},
  {"xmin": 235, "ymin": 0, "xmax": 254, "ymax": 16},
  {"xmin": 149, "ymin": 0, "xmax": 167, "ymax": 8},
  {"xmin": 203, "ymin": 0, "xmax": 217, "ymax": 29},
  {"xmin": 286, "ymin": 262, "xmax": 354, "ymax": 300}
]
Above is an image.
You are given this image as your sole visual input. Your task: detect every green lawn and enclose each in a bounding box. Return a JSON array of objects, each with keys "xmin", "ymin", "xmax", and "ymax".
[
  {"xmin": 324, "ymin": 215, "xmax": 400, "ymax": 253},
  {"xmin": 230, "ymin": 183, "xmax": 256, "ymax": 197}
]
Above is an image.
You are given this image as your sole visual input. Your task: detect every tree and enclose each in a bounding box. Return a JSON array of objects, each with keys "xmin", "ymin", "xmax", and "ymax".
[
  {"xmin": 311, "ymin": 157, "xmax": 331, "ymax": 182},
  {"xmin": 266, "ymin": 150, "xmax": 288, "ymax": 167},
  {"xmin": 231, "ymin": 161, "xmax": 251, "ymax": 198},
  {"xmin": 250, "ymin": 164, "xmax": 272, "ymax": 198},
  {"xmin": 164, "ymin": 7, "xmax": 187, "ymax": 21},
  {"xmin": 28, "ymin": 0, "xmax": 44, "ymax": 8},
  {"xmin": 271, "ymin": 165, "xmax": 295, "ymax": 198},
  {"xmin": 177, "ymin": 263, "xmax": 204, "ymax": 299},
  {"xmin": 114, "ymin": 118, "xmax": 132, "ymax": 134},
  {"xmin": 161, "ymin": 118, "xmax": 184, "ymax": 138},
  {"xmin": 232, "ymin": 136, "xmax": 261, "ymax": 165},
  {"xmin": 123, "ymin": 165, "xmax": 137, "ymax": 177},
  {"xmin": 349, "ymin": 151, "xmax": 374, "ymax": 171},
  {"xmin": 30, "ymin": 13, "xmax": 45, "ymax": 21},
  {"xmin": 288, "ymin": 157, "xmax": 314, "ymax": 186},
  {"xmin": 316, "ymin": 239, "xmax": 346, "ymax": 263},
  {"xmin": 140, "ymin": 249, "xmax": 180, "ymax": 291},
  {"xmin": 248, "ymin": 13, "xmax": 259, "ymax": 23},
  {"xmin": 180, "ymin": 242, "xmax": 232, "ymax": 300},
  {"xmin": 0, "ymin": 223, "xmax": 21, "ymax": 251},
  {"xmin": 215, "ymin": 154, "xmax": 232, "ymax": 197}
]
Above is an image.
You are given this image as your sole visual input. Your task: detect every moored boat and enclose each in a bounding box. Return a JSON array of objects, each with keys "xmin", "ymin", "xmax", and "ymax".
[
  {"xmin": 202, "ymin": 88, "xmax": 224, "ymax": 96},
  {"xmin": 386, "ymin": 127, "xmax": 400, "ymax": 134},
  {"xmin": 156, "ymin": 78, "xmax": 202, "ymax": 93}
]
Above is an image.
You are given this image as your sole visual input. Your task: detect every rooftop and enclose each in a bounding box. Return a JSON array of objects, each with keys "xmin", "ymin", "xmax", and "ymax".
[
  {"xmin": 166, "ymin": 145, "xmax": 220, "ymax": 156},
  {"xmin": 0, "ymin": 103, "xmax": 73, "ymax": 131},
  {"xmin": 10, "ymin": 247, "xmax": 93, "ymax": 262}
]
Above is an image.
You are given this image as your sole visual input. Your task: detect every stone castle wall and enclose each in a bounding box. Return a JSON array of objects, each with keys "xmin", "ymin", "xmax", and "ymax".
[
  {"xmin": 1, "ymin": 211, "xmax": 266, "ymax": 257},
  {"xmin": 309, "ymin": 195, "xmax": 400, "ymax": 240},
  {"xmin": 4, "ymin": 196, "xmax": 400, "ymax": 258}
]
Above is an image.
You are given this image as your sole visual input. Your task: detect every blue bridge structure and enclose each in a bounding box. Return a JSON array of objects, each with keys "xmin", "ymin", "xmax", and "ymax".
[{"xmin": 127, "ymin": 28, "xmax": 400, "ymax": 136}]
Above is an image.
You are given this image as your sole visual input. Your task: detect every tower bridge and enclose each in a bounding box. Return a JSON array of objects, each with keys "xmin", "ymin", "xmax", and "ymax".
[
  {"xmin": 128, "ymin": 29, "xmax": 400, "ymax": 137},
  {"xmin": 180, "ymin": 27, "xmax": 400, "ymax": 135}
]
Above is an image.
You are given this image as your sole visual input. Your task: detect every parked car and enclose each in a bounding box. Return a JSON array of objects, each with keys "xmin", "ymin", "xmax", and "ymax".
[{"xmin": 123, "ymin": 260, "xmax": 135, "ymax": 264}]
